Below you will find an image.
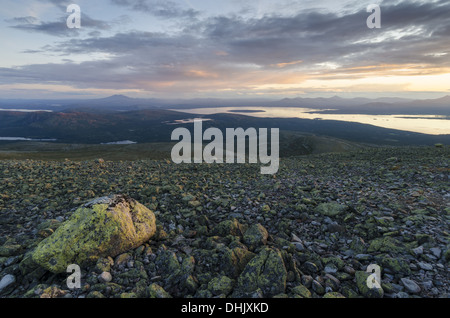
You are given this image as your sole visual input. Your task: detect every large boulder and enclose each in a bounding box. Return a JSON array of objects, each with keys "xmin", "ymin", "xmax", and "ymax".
[
  {"xmin": 31, "ymin": 195, "xmax": 156, "ymax": 273},
  {"xmin": 232, "ymin": 247, "xmax": 287, "ymax": 297}
]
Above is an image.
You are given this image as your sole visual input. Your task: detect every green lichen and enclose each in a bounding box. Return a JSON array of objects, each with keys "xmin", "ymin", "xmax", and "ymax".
[
  {"xmin": 180, "ymin": 255, "xmax": 195, "ymax": 275},
  {"xmin": 220, "ymin": 247, "xmax": 255, "ymax": 277},
  {"xmin": 291, "ymin": 284, "xmax": 311, "ymax": 298},
  {"xmin": 233, "ymin": 247, "xmax": 287, "ymax": 297},
  {"xmin": 380, "ymin": 257, "xmax": 411, "ymax": 275},
  {"xmin": 155, "ymin": 248, "xmax": 180, "ymax": 274},
  {"xmin": 0, "ymin": 244, "xmax": 22, "ymax": 257},
  {"xmin": 243, "ymin": 224, "xmax": 269, "ymax": 250},
  {"xmin": 321, "ymin": 256, "xmax": 345, "ymax": 270},
  {"xmin": 213, "ymin": 219, "xmax": 246, "ymax": 237},
  {"xmin": 31, "ymin": 195, "xmax": 156, "ymax": 273},
  {"xmin": 182, "ymin": 275, "xmax": 198, "ymax": 294},
  {"xmin": 87, "ymin": 291, "xmax": 106, "ymax": 298},
  {"xmin": 147, "ymin": 283, "xmax": 172, "ymax": 298},
  {"xmin": 315, "ymin": 202, "xmax": 346, "ymax": 217},
  {"xmin": 95, "ymin": 257, "xmax": 114, "ymax": 273},
  {"xmin": 323, "ymin": 292, "xmax": 346, "ymax": 298},
  {"xmin": 367, "ymin": 236, "xmax": 403, "ymax": 254},
  {"xmin": 208, "ymin": 276, "xmax": 235, "ymax": 296}
]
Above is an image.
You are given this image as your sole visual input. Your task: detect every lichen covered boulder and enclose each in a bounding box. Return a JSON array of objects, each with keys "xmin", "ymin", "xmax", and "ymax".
[
  {"xmin": 232, "ymin": 247, "xmax": 287, "ymax": 297},
  {"xmin": 31, "ymin": 195, "xmax": 156, "ymax": 273}
]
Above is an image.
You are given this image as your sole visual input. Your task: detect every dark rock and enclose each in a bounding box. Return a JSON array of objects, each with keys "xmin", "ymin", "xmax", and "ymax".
[
  {"xmin": 233, "ymin": 247, "xmax": 287, "ymax": 297},
  {"xmin": 243, "ymin": 224, "xmax": 269, "ymax": 250}
]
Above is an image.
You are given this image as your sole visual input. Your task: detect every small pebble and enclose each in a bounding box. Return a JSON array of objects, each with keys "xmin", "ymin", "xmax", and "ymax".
[{"xmin": 98, "ymin": 272, "xmax": 112, "ymax": 283}]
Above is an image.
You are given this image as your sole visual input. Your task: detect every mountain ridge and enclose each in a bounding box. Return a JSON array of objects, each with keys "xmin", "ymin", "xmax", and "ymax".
[{"xmin": 0, "ymin": 94, "xmax": 449, "ymax": 115}]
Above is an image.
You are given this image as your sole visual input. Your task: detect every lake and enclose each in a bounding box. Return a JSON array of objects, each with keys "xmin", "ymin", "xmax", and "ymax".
[
  {"xmin": 171, "ymin": 107, "xmax": 450, "ymax": 135},
  {"xmin": 0, "ymin": 109, "xmax": 53, "ymax": 112},
  {"xmin": 0, "ymin": 137, "xmax": 57, "ymax": 141},
  {"xmin": 101, "ymin": 140, "xmax": 137, "ymax": 145}
]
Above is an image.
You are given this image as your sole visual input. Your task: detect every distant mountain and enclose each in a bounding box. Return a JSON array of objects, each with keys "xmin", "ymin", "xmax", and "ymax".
[
  {"xmin": 400, "ymin": 95, "xmax": 450, "ymax": 108},
  {"xmin": 97, "ymin": 94, "xmax": 136, "ymax": 103},
  {"xmin": 272, "ymin": 96, "xmax": 413, "ymax": 108},
  {"xmin": 310, "ymin": 95, "xmax": 450, "ymax": 115},
  {"xmin": 0, "ymin": 94, "xmax": 448, "ymax": 115}
]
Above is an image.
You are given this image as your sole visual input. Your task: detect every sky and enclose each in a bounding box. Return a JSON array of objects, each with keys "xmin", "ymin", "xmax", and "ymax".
[{"xmin": 0, "ymin": 0, "xmax": 450, "ymax": 99}]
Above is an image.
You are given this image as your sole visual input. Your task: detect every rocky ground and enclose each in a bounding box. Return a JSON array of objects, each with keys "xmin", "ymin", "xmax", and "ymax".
[{"xmin": 0, "ymin": 146, "xmax": 449, "ymax": 298}]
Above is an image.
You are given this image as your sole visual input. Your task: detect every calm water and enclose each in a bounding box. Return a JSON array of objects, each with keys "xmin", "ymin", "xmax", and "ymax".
[
  {"xmin": 0, "ymin": 137, "xmax": 57, "ymax": 141},
  {"xmin": 0, "ymin": 109, "xmax": 53, "ymax": 112},
  {"xmin": 100, "ymin": 140, "xmax": 137, "ymax": 145},
  {"xmin": 171, "ymin": 107, "xmax": 449, "ymax": 135}
]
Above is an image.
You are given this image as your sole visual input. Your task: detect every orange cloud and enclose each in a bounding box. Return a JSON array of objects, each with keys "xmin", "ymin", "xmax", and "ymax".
[{"xmin": 269, "ymin": 60, "xmax": 303, "ymax": 68}]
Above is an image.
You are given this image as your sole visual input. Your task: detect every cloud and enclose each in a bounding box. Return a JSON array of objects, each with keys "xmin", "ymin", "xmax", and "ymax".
[
  {"xmin": 5, "ymin": 16, "xmax": 40, "ymax": 24},
  {"xmin": 1, "ymin": 0, "xmax": 450, "ymax": 96},
  {"xmin": 7, "ymin": 14, "xmax": 113, "ymax": 37},
  {"xmin": 110, "ymin": 0, "xmax": 200, "ymax": 19}
]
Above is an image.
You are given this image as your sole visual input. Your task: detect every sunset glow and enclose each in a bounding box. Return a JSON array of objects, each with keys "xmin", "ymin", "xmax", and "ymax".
[{"xmin": 0, "ymin": 0, "xmax": 449, "ymax": 99}]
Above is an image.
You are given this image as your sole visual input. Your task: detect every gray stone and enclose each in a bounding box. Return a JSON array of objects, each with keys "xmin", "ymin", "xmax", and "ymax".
[
  {"xmin": 4, "ymin": 256, "xmax": 19, "ymax": 267},
  {"xmin": 355, "ymin": 254, "xmax": 372, "ymax": 261},
  {"xmin": 422, "ymin": 281, "xmax": 433, "ymax": 290},
  {"xmin": 327, "ymin": 223, "xmax": 345, "ymax": 233},
  {"xmin": 0, "ymin": 274, "xmax": 16, "ymax": 293},
  {"xmin": 400, "ymin": 278, "xmax": 421, "ymax": 294},
  {"xmin": 323, "ymin": 217, "xmax": 333, "ymax": 224},
  {"xmin": 417, "ymin": 262, "xmax": 433, "ymax": 271},
  {"xmin": 430, "ymin": 248, "xmax": 441, "ymax": 258},
  {"xmin": 293, "ymin": 242, "xmax": 305, "ymax": 251},
  {"xmin": 395, "ymin": 292, "xmax": 410, "ymax": 298},
  {"xmin": 324, "ymin": 264, "xmax": 338, "ymax": 274},
  {"xmin": 412, "ymin": 246, "xmax": 423, "ymax": 256}
]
